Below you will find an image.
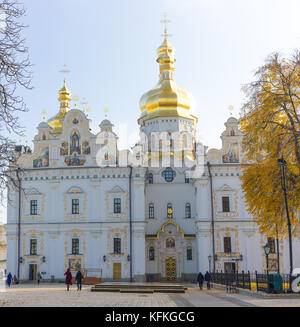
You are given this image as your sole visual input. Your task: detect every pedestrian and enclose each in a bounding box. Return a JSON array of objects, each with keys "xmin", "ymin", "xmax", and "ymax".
[
  {"xmin": 197, "ymin": 272, "xmax": 204, "ymax": 290},
  {"xmin": 37, "ymin": 272, "xmax": 41, "ymax": 285},
  {"xmin": 13, "ymin": 274, "xmax": 19, "ymax": 285},
  {"xmin": 64, "ymin": 268, "xmax": 72, "ymax": 291},
  {"xmin": 75, "ymin": 269, "xmax": 83, "ymax": 291},
  {"xmin": 7, "ymin": 272, "xmax": 12, "ymax": 287},
  {"xmin": 205, "ymin": 271, "xmax": 211, "ymax": 290}
]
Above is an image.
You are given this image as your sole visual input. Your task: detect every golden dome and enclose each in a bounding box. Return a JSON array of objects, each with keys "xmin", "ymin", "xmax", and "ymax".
[
  {"xmin": 138, "ymin": 34, "xmax": 197, "ymax": 124},
  {"xmin": 47, "ymin": 79, "xmax": 71, "ymax": 133}
]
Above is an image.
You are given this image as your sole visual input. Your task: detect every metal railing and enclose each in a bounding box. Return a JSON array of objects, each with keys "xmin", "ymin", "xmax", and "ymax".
[{"xmin": 211, "ymin": 270, "xmax": 292, "ymax": 294}]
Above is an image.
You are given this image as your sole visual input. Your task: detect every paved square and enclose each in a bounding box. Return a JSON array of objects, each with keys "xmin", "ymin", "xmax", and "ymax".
[{"xmin": 1, "ymin": 281, "xmax": 300, "ymax": 307}]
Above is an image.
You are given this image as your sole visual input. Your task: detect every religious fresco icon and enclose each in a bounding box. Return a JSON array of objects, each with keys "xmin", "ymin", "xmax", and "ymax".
[
  {"xmin": 65, "ymin": 153, "xmax": 86, "ymax": 166},
  {"xmin": 70, "ymin": 130, "xmax": 81, "ymax": 155},
  {"xmin": 68, "ymin": 258, "xmax": 81, "ymax": 271},
  {"xmin": 82, "ymin": 140, "xmax": 91, "ymax": 155},
  {"xmin": 222, "ymin": 142, "xmax": 239, "ymax": 163},
  {"xmin": 33, "ymin": 147, "xmax": 49, "ymax": 168},
  {"xmin": 269, "ymin": 258, "xmax": 278, "ymax": 272},
  {"xmin": 101, "ymin": 152, "xmax": 116, "ymax": 166},
  {"xmin": 60, "ymin": 141, "xmax": 68, "ymax": 156},
  {"xmin": 166, "ymin": 238, "xmax": 175, "ymax": 248}
]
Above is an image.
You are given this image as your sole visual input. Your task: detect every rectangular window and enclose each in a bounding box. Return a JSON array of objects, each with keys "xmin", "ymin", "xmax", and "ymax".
[
  {"xmin": 114, "ymin": 238, "xmax": 121, "ymax": 254},
  {"xmin": 72, "ymin": 238, "xmax": 80, "ymax": 255},
  {"xmin": 30, "ymin": 239, "xmax": 37, "ymax": 255},
  {"xmin": 72, "ymin": 199, "xmax": 79, "ymax": 214},
  {"xmin": 268, "ymin": 237, "xmax": 276, "ymax": 254},
  {"xmin": 30, "ymin": 200, "xmax": 38, "ymax": 215},
  {"xmin": 187, "ymin": 248, "xmax": 193, "ymax": 260},
  {"xmin": 222, "ymin": 196, "xmax": 230, "ymax": 212},
  {"xmin": 149, "ymin": 204, "xmax": 154, "ymax": 219},
  {"xmin": 114, "ymin": 198, "xmax": 121, "ymax": 214},
  {"xmin": 224, "ymin": 237, "xmax": 232, "ymax": 253}
]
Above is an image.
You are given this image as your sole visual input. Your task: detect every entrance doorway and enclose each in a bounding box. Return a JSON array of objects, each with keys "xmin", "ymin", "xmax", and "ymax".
[
  {"xmin": 224, "ymin": 262, "xmax": 236, "ymax": 273},
  {"xmin": 166, "ymin": 258, "xmax": 176, "ymax": 281},
  {"xmin": 29, "ymin": 264, "xmax": 37, "ymax": 280},
  {"xmin": 113, "ymin": 263, "xmax": 121, "ymax": 280}
]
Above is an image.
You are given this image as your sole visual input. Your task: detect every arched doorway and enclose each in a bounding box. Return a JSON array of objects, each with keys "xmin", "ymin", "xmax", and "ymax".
[{"xmin": 166, "ymin": 257, "xmax": 176, "ymax": 281}]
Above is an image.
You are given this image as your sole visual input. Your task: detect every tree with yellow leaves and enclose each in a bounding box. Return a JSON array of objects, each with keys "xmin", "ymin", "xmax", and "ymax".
[{"xmin": 240, "ymin": 51, "xmax": 300, "ymax": 239}]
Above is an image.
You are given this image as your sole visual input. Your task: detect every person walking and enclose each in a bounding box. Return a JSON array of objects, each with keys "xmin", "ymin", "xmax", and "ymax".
[
  {"xmin": 75, "ymin": 269, "xmax": 83, "ymax": 291},
  {"xmin": 205, "ymin": 271, "xmax": 211, "ymax": 290},
  {"xmin": 37, "ymin": 272, "xmax": 41, "ymax": 285},
  {"xmin": 197, "ymin": 272, "xmax": 204, "ymax": 290},
  {"xmin": 13, "ymin": 275, "xmax": 19, "ymax": 285},
  {"xmin": 7, "ymin": 272, "xmax": 12, "ymax": 287},
  {"xmin": 64, "ymin": 268, "xmax": 72, "ymax": 291}
]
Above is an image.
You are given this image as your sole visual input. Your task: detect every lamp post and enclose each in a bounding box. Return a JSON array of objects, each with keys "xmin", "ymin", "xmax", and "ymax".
[
  {"xmin": 277, "ymin": 156, "xmax": 293, "ymax": 277},
  {"xmin": 208, "ymin": 255, "xmax": 212, "ymax": 272},
  {"xmin": 264, "ymin": 243, "xmax": 271, "ymax": 274}
]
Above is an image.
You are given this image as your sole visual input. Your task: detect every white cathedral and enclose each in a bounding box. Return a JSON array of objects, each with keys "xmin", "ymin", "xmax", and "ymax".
[{"xmin": 6, "ymin": 30, "xmax": 300, "ymax": 282}]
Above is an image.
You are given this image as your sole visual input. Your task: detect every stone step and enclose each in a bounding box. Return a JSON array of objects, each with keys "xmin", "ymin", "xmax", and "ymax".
[
  {"xmin": 93, "ymin": 284, "xmax": 187, "ymax": 290},
  {"xmin": 91, "ymin": 287, "xmax": 185, "ymax": 294}
]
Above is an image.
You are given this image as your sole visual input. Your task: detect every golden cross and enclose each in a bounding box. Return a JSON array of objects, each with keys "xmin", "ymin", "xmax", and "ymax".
[
  {"xmin": 104, "ymin": 107, "xmax": 109, "ymax": 118},
  {"xmin": 59, "ymin": 64, "xmax": 70, "ymax": 83},
  {"xmin": 72, "ymin": 95, "xmax": 79, "ymax": 108},
  {"xmin": 80, "ymin": 97, "xmax": 88, "ymax": 110},
  {"xmin": 228, "ymin": 105, "xmax": 234, "ymax": 116},
  {"xmin": 41, "ymin": 109, "xmax": 47, "ymax": 121},
  {"xmin": 160, "ymin": 13, "xmax": 171, "ymax": 39},
  {"xmin": 84, "ymin": 106, "xmax": 90, "ymax": 118}
]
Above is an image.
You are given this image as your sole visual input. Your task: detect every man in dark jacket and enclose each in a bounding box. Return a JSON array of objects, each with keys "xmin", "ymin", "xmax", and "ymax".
[
  {"xmin": 75, "ymin": 270, "xmax": 83, "ymax": 291},
  {"xmin": 205, "ymin": 271, "xmax": 211, "ymax": 290},
  {"xmin": 197, "ymin": 272, "xmax": 204, "ymax": 290},
  {"xmin": 7, "ymin": 272, "xmax": 12, "ymax": 287}
]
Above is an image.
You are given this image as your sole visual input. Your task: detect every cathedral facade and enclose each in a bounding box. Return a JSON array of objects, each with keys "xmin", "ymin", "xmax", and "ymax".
[{"xmin": 6, "ymin": 32, "xmax": 300, "ymax": 282}]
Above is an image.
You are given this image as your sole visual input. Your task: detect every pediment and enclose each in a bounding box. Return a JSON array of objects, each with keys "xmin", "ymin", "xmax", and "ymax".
[
  {"xmin": 67, "ymin": 186, "xmax": 84, "ymax": 194},
  {"xmin": 108, "ymin": 185, "xmax": 125, "ymax": 194}
]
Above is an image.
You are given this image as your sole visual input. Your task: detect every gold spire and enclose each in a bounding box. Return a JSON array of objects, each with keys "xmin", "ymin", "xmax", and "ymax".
[
  {"xmin": 138, "ymin": 17, "xmax": 197, "ymax": 124},
  {"xmin": 47, "ymin": 79, "xmax": 72, "ymax": 133}
]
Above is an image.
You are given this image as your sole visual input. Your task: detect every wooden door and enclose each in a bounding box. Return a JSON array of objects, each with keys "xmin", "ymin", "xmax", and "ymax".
[
  {"xmin": 29, "ymin": 264, "xmax": 37, "ymax": 280},
  {"xmin": 166, "ymin": 258, "xmax": 176, "ymax": 281},
  {"xmin": 113, "ymin": 263, "xmax": 121, "ymax": 280}
]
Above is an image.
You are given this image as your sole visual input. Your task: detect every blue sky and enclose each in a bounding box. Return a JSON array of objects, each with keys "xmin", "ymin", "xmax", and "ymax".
[{"xmin": 1, "ymin": 0, "xmax": 300, "ymax": 222}]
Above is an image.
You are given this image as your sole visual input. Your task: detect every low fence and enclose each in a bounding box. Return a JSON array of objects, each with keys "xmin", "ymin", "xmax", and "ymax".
[
  {"xmin": 70, "ymin": 268, "xmax": 102, "ymax": 285},
  {"xmin": 211, "ymin": 270, "xmax": 292, "ymax": 294}
]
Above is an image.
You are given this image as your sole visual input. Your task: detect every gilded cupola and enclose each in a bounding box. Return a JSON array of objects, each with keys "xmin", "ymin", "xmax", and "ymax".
[
  {"xmin": 47, "ymin": 79, "xmax": 71, "ymax": 133},
  {"xmin": 138, "ymin": 29, "xmax": 197, "ymax": 125}
]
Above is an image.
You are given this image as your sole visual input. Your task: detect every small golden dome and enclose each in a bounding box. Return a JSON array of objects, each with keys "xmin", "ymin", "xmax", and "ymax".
[
  {"xmin": 138, "ymin": 35, "xmax": 197, "ymax": 124},
  {"xmin": 47, "ymin": 79, "xmax": 71, "ymax": 133}
]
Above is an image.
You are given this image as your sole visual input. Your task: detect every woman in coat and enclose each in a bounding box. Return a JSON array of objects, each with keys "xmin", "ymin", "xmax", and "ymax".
[{"xmin": 64, "ymin": 268, "xmax": 72, "ymax": 291}]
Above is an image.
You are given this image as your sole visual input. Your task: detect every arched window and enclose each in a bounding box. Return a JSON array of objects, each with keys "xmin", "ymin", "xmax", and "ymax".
[
  {"xmin": 185, "ymin": 173, "xmax": 190, "ymax": 183},
  {"xmin": 149, "ymin": 203, "xmax": 154, "ymax": 219},
  {"xmin": 148, "ymin": 173, "xmax": 153, "ymax": 184},
  {"xmin": 42, "ymin": 134, "xmax": 46, "ymax": 140},
  {"xmin": 230, "ymin": 129, "xmax": 235, "ymax": 136},
  {"xmin": 167, "ymin": 203, "xmax": 173, "ymax": 219},
  {"xmin": 187, "ymin": 247, "xmax": 193, "ymax": 260},
  {"xmin": 185, "ymin": 203, "xmax": 191, "ymax": 219},
  {"xmin": 149, "ymin": 247, "xmax": 155, "ymax": 261}
]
